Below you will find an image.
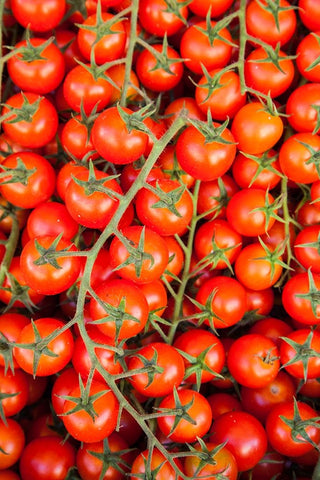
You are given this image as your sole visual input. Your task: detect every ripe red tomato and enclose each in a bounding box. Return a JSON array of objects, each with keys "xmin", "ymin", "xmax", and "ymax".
[
  {"xmin": 62, "ymin": 379, "xmax": 119, "ymax": 443},
  {"xmin": 157, "ymin": 388, "xmax": 213, "ymax": 443},
  {"xmin": 19, "ymin": 436, "xmax": 76, "ymax": 480},
  {"xmin": 188, "ymin": 0, "xmax": 234, "ymax": 18},
  {"xmin": 26, "ymin": 201, "xmax": 79, "ymax": 241},
  {"xmin": 294, "ymin": 224, "xmax": 320, "ymax": 273},
  {"xmin": 10, "ymin": 0, "xmax": 66, "ymax": 32},
  {"xmin": 231, "ymin": 101, "xmax": 284, "ymax": 155},
  {"xmin": 0, "ymin": 418, "xmax": 25, "ymax": 469},
  {"xmin": 0, "ymin": 313, "xmax": 30, "ymax": 371},
  {"xmin": 184, "ymin": 441, "xmax": 238, "ymax": 480},
  {"xmin": 138, "ymin": 0, "xmax": 188, "ymax": 37},
  {"xmin": 1, "ymin": 92, "xmax": 59, "ymax": 149},
  {"xmin": 280, "ymin": 328, "xmax": 320, "ymax": 380},
  {"xmin": 7, "ymin": 37, "xmax": 65, "ymax": 94},
  {"xmin": 282, "ymin": 271, "xmax": 320, "ymax": 325},
  {"xmin": 286, "ymin": 83, "xmax": 320, "ymax": 133},
  {"xmin": 131, "ymin": 448, "xmax": 184, "ymax": 480},
  {"xmin": 196, "ymin": 174, "xmax": 239, "ymax": 220},
  {"xmin": 89, "ymin": 278, "xmax": 149, "ymax": 340},
  {"xmin": 13, "ymin": 317, "xmax": 74, "ymax": 376},
  {"xmin": 296, "ymin": 31, "xmax": 320, "ymax": 82},
  {"xmin": 0, "ymin": 367, "xmax": 29, "ymax": 417},
  {"xmin": 298, "ymin": 0, "xmax": 320, "ymax": 32},
  {"xmin": 210, "ymin": 411, "xmax": 268, "ymax": 472}
]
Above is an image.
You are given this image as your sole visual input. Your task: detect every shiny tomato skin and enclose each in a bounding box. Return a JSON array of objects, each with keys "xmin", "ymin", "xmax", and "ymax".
[
  {"xmin": 0, "ymin": 367, "xmax": 29, "ymax": 417},
  {"xmin": 294, "ymin": 224, "xmax": 320, "ymax": 273},
  {"xmin": 19, "ymin": 436, "xmax": 76, "ymax": 480},
  {"xmin": 280, "ymin": 328, "xmax": 320, "ymax": 380},
  {"xmin": 296, "ymin": 31, "xmax": 320, "ymax": 82},
  {"xmin": 282, "ymin": 271, "xmax": 320, "ymax": 325},
  {"xmin": 26, "ymin": 201, "xmax": 79, "ymax": 241},
  {"xmin": 231, "ymin": 150, "xmax": 282, "ymax": 191},
  {"xmin": 0, "ymin": 418, "xmax": 25, "ymax": 470},
  {"xmin": 298, "ymin": 0, "xmax": 320, "ymax": 32},
  {"xmin": 286, "ymin": 83, "xmax": 320, "ymax": 134},
  {"xmin": 131, "ymin": 448, "xmax": 183, "ymax": 480},
  {"xmin": 210, "ymin": 411, "xmax": 268, "ymax": 472},
  {"xmin": 138, "ymin": 0, "xmax": 188, "ymax": 37},
  {"xmin": 184, "ymin": 441, "xmax": 238, "ymax": 480},
  {"xmin": 10, "ymin": 0, "xmax": 66, "ymax": 32},
  {"xmin": 13, "ymin": 317, "xmax": 74, "ymax": 376}
]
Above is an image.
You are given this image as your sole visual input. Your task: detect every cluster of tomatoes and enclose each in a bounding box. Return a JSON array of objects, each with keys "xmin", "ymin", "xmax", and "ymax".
[{"xmin": 1, "ymin": 0, "xmax": 320, "ymax": 479}]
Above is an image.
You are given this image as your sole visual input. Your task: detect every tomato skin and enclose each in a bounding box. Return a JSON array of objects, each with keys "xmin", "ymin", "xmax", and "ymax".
[
  {"xmin": 27, "ymin": 201, "xmax": 79, "ymax": 241},
  {"xmin": 60, "ymin": 114, "xmax": 98, "ymax": 162},
  {"xmin": 231, "ymin": 150, "xmax": 281, "ymax": 191},
  {"xmin": 1, "ymin": 92, "xmax": 59, "ymax": 149},
  {"xmin": 249, "ymin": 317, "xmax": 293, "ymax": 348},
  {"xmin": 286, "ymin": 83, "xmax": 320, "ymax": 133},
  {"xmin": 280, "ymin": 328, "xmax": 320, "ymax": 380},
  {"xmin": 0, "ymin": 418, "xmax": 25, "ymax": 470},
  {"xmin": 10, "ymin": 0, "xmax": 66, "ymax": 32},
  {"xmin": 62, "ymin": 380, "xmax": 119, "ymax": 443},
  {"xmin": 19, "ymin": 436, "xmax": 75, "ymax": 480},
  {"xmin": 109, "ymin": 225, "xmax": 169, "ymax": 284},
  {"xmin": 282, "ymin": 271, "xmax": 320, "ymax": 326},
  {"xmin": 128, "ymin": 342, "xmax": 185, "ymax": 397},
  {"xmin": 0, "ymin": 152, "xmax": 56, "ymax": 209},
  {"xmin": 135, "ymin": 178, "xmax": 193, "ymax": 236},
  {"xmin": 7, "ymin": 38, "xmax": 65, "ymax": 94},
  {"xmin": 92, "ymin": 106, "xmax": 149, "ymax": 165},
  {"xmin": 175, "ymin": 122, "xmax": 236, "ymax": 182},
  {"xmin": 196, "ymin": 174, "xmax": 239, "ymax": 220},
  {"xmin": 294, "ymin": 225, "xmax": 320, "ymax": 273},
  {"xmin": 157, "ymin": 388, "xmax": 213, "ymax": 443},
  {"xmin": 240, "ymin": 370, "xmax": 296, "ymax": 423},
  {"xmin": 131, "ymin": 448, "xmax": 183, "ymax": 480},
  {"xmin": 89, "ymin": 278, "xmax": 149, "ymax": 340},
  {"xmin": 184, "ymin": 441, "xmax": 238, "ymax": 480},
  {"xmin": 246, "ymin": 0, "xmax": 297, "ymax": 47},
  {"xmin": 210, "ymin": 411, "xmax": 268, "ymax": 472},
  {"xmin": 13, "ymin": 317, "xmax": 74, "ymax": 376},
  {"xmin": 20, "ymin": 235, "xmax": 82, "ymax": 295},
  {"xmin": 196, "ymin": 275, "xmax": 247, "ymax": 329},
  {"xmin": 0, "ymin": 313, "xmax": 30, "ymax": 371},
  {"xmin": 296, "ymin": 31, "xmax": 320, "ymax": 82},
  {"xmin": 188, "ymin": 0, "xmax": 234, "ymax": 17},
  {"xmin": 180, "ymin": 20, "xmax": 233, "ymax": 75},
  {"xmin": 51, "ymin": 367, "xmax": 79, "ymax": 416},
  {"xmin": 135, "ymin": 44, "xmax": 184, "ymax": 92},
  {"xmin": 266, "ymin": 400, "xmax": 320, "ymax": 457},
  {"xmin": 173, "ymin": 328, "xmax": 226, "ymax": 384},
  {"xmin": 138, "ymin": 0, "xmax": 188, "ymax": 37},
  {"xmin": 298, "ymin": 0, "xmax": 320, "ymax": 32},
  {"xmin": 231, "ymin": 102, "xmax": 284, "ymax": 155},
  {"xmin": 0, "ymin": 367, "xmax": 29, "ymax": 417}
]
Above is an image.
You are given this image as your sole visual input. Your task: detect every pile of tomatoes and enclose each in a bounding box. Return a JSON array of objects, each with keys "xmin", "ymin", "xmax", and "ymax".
[{"xmin": 1, "ymin": 0, "xmax": 320, "ymax": 479}]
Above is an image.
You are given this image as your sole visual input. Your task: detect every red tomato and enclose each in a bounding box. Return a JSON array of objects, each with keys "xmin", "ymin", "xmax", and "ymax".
[
  {"xmin": 131, "ymin": 448, "xmax": 184, "ymax": 480},
  {"xmin": 196, "ymin": 174, "xmax": 239, "ymax": 220},
  {"xmin": 10, "ymin": 0, "xmax": 66, "ymax": 32},
  {"xmin": 157, "ymin": 388, "xmax": 213, "ymax": 443},
  {"xmin": 60, "ymin": 114, "xmax": 99, "ymax": 161},
  {"xmin": 92, "ymin": 106, "xmax": 149, "ymax": 164},
  {"xmin": 184, "ymin": 441, "xmax": 238, "ymax": 480},
  {"xmin": 89, "ymin": 278, "xmax": 149, "ymax": 340},
  {"xmin": 280, "ymin": 328, "xmax": 320, "ymax": 380},
  {"xmin": 135, "ymin": 178, "xmax": 193, "ymax": 236},
  {"xmin": 19, "ymin": 436, "xmax": 75, "ymax": 480},
  {"xmin": 298, "ymin": 0, "xmax": 320, "ymax": 31},
  {"xmin": 0, "ymin": 313, "xmax": 30, "ymax": 371},
  {"xmin": 282, "ymin": 271, "xmax": 320, "ymax": 325},
  {"xmin": 296, "ymin": 31, "xmax": 320, "ymax": 82},
  {"xmin": 13, "ymin": 317, "xmax": 74, "ymax": 376},
  {"xmin": 20, "ymin": 235, "xmax": 82, "ymax": 295},
  {"xmin": 231, "ymin": 101, "xmax": 284, "ymax": 155},
  {"xmin": 26, "ymin": 201, "xmax": 79, "ymax": 241},
  {"xmin": 0, "ymin": 367, "xmax": 29, "ymax": 417},
  {"xmin": 195, "ymin": 275, "xmax": 247, "ymax": 329},
  {"xmin": 51, "ymin": 367, "xmax": 79, "ymax": 416},
  {"xmin": 286, "ymin": 83, "xmax": 320, "ymax": 133},
  {"xmin": 249, "ymin": 317, "xmax": 293, "ymax": 348},
  {"xmin": 207, "ymin": 392, "xmax": 242, "ymax": 420},
  {"xmin": 266, "ymin": 400, "xmax": 320, "ymax": 457},
  {"xmin": 109, "ymin": 225, "xmax": 169, "ymax": 284},
  {"xmin": 188, "ymin": 0, "xmax": 234, "ymax": 17},
  {"xmin": 231, "ymin": 149, "xmax": 282, "ymax": 190},
  {"xmin": 128, "ymin": 342, "xmax": 185, "ymax": 397},
  {"xmin": 62, "ymin": 380, "xmax": 119, "ymax": 443},
  {"xmin": 1, "ymin": 92, "xmax": 59, "ymax": 149},
  {"xmin": 210, "ymin": 411, "xmax": 268, "ymax": 472},
  {"xmin": 138, "ymin": 0, "xmax": 188, "ymax": 37},
  {"xmin": 7, "ymin": 37, "xmax": 65, "ymax": 94},
  {"xmin": 0, "ymin": 151, "xmax": 55, "ymax": 209},
  {"xmin": 0, "ymin": 419, "xmax": 25, "ymax": 469},
  {"xmin": 294, "ymin": 224, "xmax": 320, "ymax": 273},
  {"xmin": 139, "ymin": 279, "xmax": 168, "ymax": 317}
]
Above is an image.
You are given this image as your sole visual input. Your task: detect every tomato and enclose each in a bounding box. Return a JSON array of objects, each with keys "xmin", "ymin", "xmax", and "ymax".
[
  {"xmin": 227, "ymin": 187, "xmax": 278, "ymax": 237},
  {"xmin": 297, "ymin": 199, "xmax": 320, "ymax": 226},
  {"xmin": 282, "ymin": 271, "xmax": 320, "ymax": 325},
  {"xmin": 77, "ymin": 12, "xmax": 126, "ymax": 65},
  {"xmin": 175, "ymin": 121, "xmax": 237, "ymax": 182},
  {"xmin": 195, "ymin": 68, "xmax": 246, "ymax": 121},
  {"xmin": 294, "ymin": 224, "xmax": 320, "ymax": 273},
  {"xmin": 109, "ymin": 225, "xmax": 169, "ymax": 284},
  {"xmin": 7, "ymin": 37, "xmax": 65, "ymax": 94},
  {"xmin": 184, "ymin": 441, "xmax": 238, "ymax": 480},
  {"xmin": 157, "ymin": 388, "xmax": 213, "ymax": 443},
  {"xmin": 72, "ymin": 326, "xmax": 124, "ymax": 383},
  {"xmin": 63, "ymin": 64, "xmax": 113, "ymax": 115},
  {"xmin": 1, "ymin": 92, "xmax": 59, "ymax": 149},
  {"xmin": 163, "ymin": 97, "xmax": 206, "ymax": 130},
  {"xmin": 62, "ymin": 379, "xmax": 119, "ymax": 443},
  {"xmin": 107, "ymin": 64, "xmax": 140, "ymax": 105},
  {"xmin": 249, "ymin": 317, "xmax": 293, "ymax": 348},
  {"xmin": 265, "ymin": 400, "xmax": 320, "ymax": 457},
  {"xmin": 19, "ymin": 436, "xmax": 75, "ymax": 480},
  {"xmin": 13, "ymin": 317, "xmax": 74, "ymax": 376},
  {"xmin": 298, "ymin": 0, "xmax": 320, "ymax": 32},
  {"xmin": 135, "ymin": 43, "xmax": 184, "ymax": 92},
  {"xmin": 246, "ymin": 0, "xmax": 297, "ymax": 47},
  {"xmin": 196, "ymin": 174, "xmax": 239, "ymax": 220},
  {"xmin": 92, "ymin": 106, "xmax": 149, "ymax": 164},
  {"xmin": 138, "ymin": 0, "xmax": 188, "ymax": 37},
  {"xmin": 51, "ymin": 367, "xmax": 79, "ymax": 416},
  {"xmin": 76, "ymin": 432, "xmax": 132, "ymax": 480},
  {"xmin": 161, "ymin": 235, "xmax": 184, "ymax": 283},
  {"xmin": 89, "ymin": 278, "xmax": 149, "ymax": 340},
  {"xmin": 296, "ymin": 31, "xmax": 320, "ymax": 83},
  {"xmin": 286, "ymin": 83, "xmax": 320, "ymax": 134},
  {"xmin": 139, "ymin": 279, "xmax": 168, "ymax": 317},
  {"xmin": 131, "ymin": 448, "xmax": 183, "ymax": 480},
  {"xmin": 207, "ymin": 392, "xmax": 242, "ymax": 420},
  {"xmin": 0, "ymin": 312, "xmax": 30, "ymax": 371},
  {"xmin": 280, "ymin": 328, "xmax": 320, "ymax": 380},
  {"xmin": 195, "ymin": 275, "xmax": 247, "ymax": 329},
  {"xmin": 0, "ymin": 366, "xmax": 29, "ymax": 417},
  {"xmin": 210, "ymin": 411, "xmax": 268, "ymax": 472},
  {"xmin": 135, "ymin": 178, "xmax": 193, "ymax": 236},
  {"xmin": 27, "ymin": 201, "xmax": 79, "ymax": 241},
  {"xmin": 64, "ymin": 165, "xmax": 122, "ymax": 230},
  {"xmin": 0, "ymin": 470, "xmax": 20, "ymax": 480},
  {"xmin": 10, "ymin": 0, "xmax": 66, "ymax": 32},
  {"xmin": 240, "ymin": 370, "xmax": 296, "ymax": 423},
  {"xmin": 173, "ymin": 328, "xmax": 225, "ymax": 384},
  {"xmin": 240, "ymin": 450, "xmax": 286, "ymax": 480},
  {"xmin": 0, "ymin": 418, "xmax": 25, "ymax": 470},
  {"xmin": 180, "ymin": 20, "xmax": 233, "ymax": 75},
  {"xmin": 231, "ymin": 149, "xmax": 282, "ymax": 190},
  {"xmin": 54, "ymin": 28, "xmax": 85, "ymax": 73},
  {"xmin": 231, "ymin": 101, "xmax": 284, "ymax": 155},
  {"xmin": 188, "ymin": 0, "xmax": 234, "ymax": 18},
  {"xmin": 128, "ymin": 342, "xmax": 185, "ymax": 397},
  {"xmin": 60, "ymin": 114, "xmax": 99, "ymax": 162}
]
